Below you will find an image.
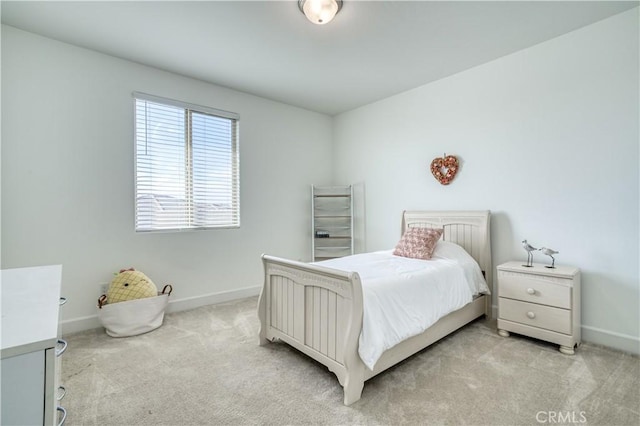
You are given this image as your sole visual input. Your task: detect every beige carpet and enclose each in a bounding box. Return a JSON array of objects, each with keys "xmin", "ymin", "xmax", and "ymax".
[{"xmin": 61, "ymin": 296, "xmax": 639, "ymax": 425}]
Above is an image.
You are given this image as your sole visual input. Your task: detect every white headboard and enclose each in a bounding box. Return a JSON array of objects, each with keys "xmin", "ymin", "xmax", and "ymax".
[{"xmin": 402, "ymin": 210, "xmax": 492, "ymax": 290}]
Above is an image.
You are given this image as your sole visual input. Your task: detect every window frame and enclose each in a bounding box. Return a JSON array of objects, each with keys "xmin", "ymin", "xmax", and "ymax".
[{"xmin": 133, "ymin": 92, "xmax": 240, "ymax": 232}]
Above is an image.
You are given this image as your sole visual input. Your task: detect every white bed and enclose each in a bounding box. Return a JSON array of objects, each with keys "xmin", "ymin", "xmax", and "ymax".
[{"xmin": 258, "ymin": 210, "xmax": 492, "ymax": 405}]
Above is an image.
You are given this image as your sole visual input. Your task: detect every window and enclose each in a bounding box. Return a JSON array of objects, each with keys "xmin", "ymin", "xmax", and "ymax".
[{"xmin": 134, "ymin": 93, "xmax": 240, "ymax": 231}]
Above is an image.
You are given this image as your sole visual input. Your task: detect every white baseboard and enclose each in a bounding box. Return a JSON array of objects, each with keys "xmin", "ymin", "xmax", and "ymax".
[
  {"xmin": 61, "ymin": 314, "xmax": 103, "ymax": 334},
  {"xmin": 491, "ymin": 304, "xmax": 639, "ymax": 355},
  {"xmin": 581, "ymin": 325, "xmax": 640, "ymax": 355},
  {"xmin": 60, "ymin": 285, "xmax": 261, "ymax": 335},
  {"xmin": 164, "ymin": 285, "xmax": 261, "ymax": 314}
]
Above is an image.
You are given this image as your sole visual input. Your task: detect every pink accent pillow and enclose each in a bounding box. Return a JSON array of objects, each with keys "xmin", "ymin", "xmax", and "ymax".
[{"xmin": 393, "ymin": 227, "xmax": 444, "ymax": 260}]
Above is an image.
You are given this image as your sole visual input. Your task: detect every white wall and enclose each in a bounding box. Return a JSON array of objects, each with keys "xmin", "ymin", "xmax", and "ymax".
[
  {"xmin": 2, "ymin": 9, "xmax": 638, "ymax": 354},
  {"xmin": 1, "ymin": 26, "xmax": 333, "ymax": 331},
  {"xmin": 333, "ymin": 9, "xmax": 639, "ymax": 353}
]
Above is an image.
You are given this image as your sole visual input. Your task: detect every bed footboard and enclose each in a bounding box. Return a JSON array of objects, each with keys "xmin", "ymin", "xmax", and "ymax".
[{"xmin": 257, "ymin": 254, "xmax": 366, "ymax": 405}]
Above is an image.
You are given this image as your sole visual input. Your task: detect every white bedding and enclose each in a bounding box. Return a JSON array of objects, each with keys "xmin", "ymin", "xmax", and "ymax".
[{"xmin": 316, "ymin": 241, "xmax": 490, "ymax": 370}]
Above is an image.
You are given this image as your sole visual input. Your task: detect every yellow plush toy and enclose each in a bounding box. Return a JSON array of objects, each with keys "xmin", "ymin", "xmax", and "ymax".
[{"xmin": 107, "ymin": 268, "xmax": 158, "ymax": 304}]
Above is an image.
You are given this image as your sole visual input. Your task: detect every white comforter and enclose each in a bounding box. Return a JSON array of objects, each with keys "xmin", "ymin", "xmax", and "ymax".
[{"xmin": 316, "ymin": 241, "xmax": 490, "ymax": 370}]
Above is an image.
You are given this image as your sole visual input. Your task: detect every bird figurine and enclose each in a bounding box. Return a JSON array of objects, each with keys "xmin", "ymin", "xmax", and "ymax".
[
  {"xmin": 539, "ymin": 247, "xmax": 559, "ymax": 269},
  {"xmin": 521, "ymin": 240, "xmax": 537, "ymax": 267}
]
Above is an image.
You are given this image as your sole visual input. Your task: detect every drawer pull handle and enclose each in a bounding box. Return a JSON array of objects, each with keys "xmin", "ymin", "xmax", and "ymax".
[
  {"xmin": 57, "ymin": 406, "xmax": 67, "ymax": 426},
  {"xmin": 56, "ymin": 339, "xmax": 68, "ymax": 357},
  {"xmin": 57, "ymin": 385, "xmax": 66, "ymax": 401},
  {"xmin": 526, "ymin": 288, "xmax": 535, "ymax": 295},
  {"xmin": 59, "ymin": 297, "xmax": 67, "ymax": 306},
  {"xmin": 527, "ymin": 311, "xmax": 536, "ymax": 319}
]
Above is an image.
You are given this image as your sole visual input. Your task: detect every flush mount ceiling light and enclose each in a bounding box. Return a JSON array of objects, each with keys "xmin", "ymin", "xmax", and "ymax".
[{"xmin": 298, "ymin": 0, "xmax": 343, "ymax": 25}]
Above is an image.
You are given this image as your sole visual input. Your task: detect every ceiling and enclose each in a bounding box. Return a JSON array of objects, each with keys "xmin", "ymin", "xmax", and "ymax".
[{"xmin": 2, "ymin": 1, "xmax": 637, "ymax": 115}]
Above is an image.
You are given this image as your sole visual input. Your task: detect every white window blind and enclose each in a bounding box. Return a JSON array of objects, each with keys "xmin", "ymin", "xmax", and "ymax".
[{"xmin": 134, "ymin": 93, "xmax": 240, "ymax": 231}]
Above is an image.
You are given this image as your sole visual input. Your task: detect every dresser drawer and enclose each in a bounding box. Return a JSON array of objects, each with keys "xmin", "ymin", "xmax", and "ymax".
[
  {"xmin": 499, "ymin": 298, "xmax": 571, "ymax": 335},
  {"xmin": 498, "ymin": 270, "xmax": 571, "ymax": 309}
]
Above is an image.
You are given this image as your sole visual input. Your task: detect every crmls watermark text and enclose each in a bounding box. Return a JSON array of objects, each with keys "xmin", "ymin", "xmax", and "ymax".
[{"xmin": 536, "ymin": 411, "xmax": 587, "ymax": 424}]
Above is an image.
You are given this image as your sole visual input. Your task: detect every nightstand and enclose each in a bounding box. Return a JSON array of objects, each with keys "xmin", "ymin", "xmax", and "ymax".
[{"xmin": 497, "ymin": 261, "xmax": 581, "ymax": 354}]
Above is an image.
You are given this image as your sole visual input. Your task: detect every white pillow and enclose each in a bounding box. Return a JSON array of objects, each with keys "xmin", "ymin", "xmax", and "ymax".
[{"xmin": 432, "ymin": 241, "xmax": 490, "ymax": 295}]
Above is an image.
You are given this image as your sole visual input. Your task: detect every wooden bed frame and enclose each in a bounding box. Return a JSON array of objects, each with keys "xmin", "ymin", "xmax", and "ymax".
[{"xmin": 258, "ymin": 210, "xmax": 492, "ymax": 405}]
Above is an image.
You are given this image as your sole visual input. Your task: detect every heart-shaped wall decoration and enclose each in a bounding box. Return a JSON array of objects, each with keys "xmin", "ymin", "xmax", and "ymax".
[{"xmin": 430, "ymin": 154, "xmax": 459, "ymax": 185}]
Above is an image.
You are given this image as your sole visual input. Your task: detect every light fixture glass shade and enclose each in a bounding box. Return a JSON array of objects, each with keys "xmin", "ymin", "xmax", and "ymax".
[{"xmin": 299, "ymin": 0, "xmax": 342, "ymax": 25}]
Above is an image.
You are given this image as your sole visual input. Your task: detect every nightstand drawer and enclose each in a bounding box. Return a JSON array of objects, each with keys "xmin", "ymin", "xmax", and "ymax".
[
  {"xmin": 498, "ymin": 270, "xmax": 570, "ymax": 309},
  {"xmin": 499, "ymin": 298, "xmax": 571, "ymax": 335}
]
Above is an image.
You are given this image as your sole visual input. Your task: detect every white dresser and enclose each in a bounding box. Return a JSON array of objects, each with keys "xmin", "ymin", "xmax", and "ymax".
[
  {"xmin": 1, "ymin": 265, "xmax": 67, "ymax": 425},
  {"xmin": 497, "ymin": 261, "xmax": 581, "ymax": 354}
]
